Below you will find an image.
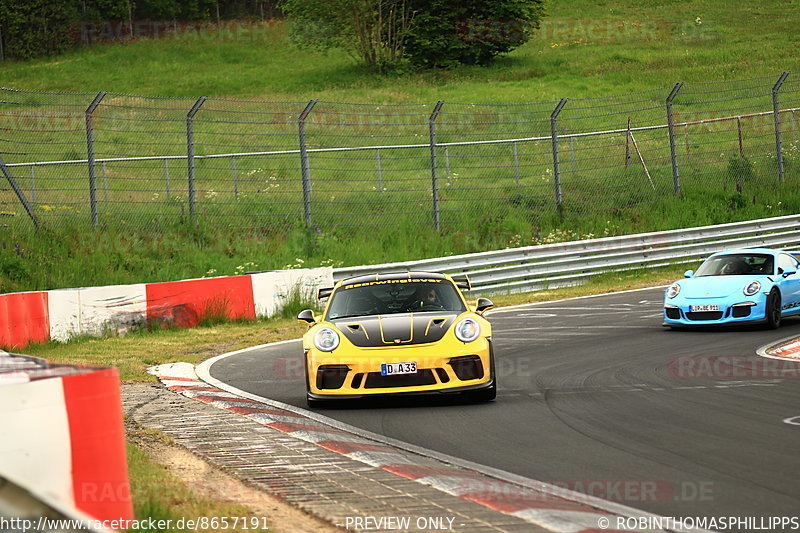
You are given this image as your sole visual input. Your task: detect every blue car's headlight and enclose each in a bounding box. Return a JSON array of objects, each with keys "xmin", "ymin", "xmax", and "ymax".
[
  {"xmin": 743, "ymin": 280, "xmax": 761, "ymax": 296},
  {"xmin": 666, "ymin": 283, "xmax": 681, "ymax": 299},
  {"xmin": 314, "ymin": 327, "xmax": 340, "ymax": 352},
  {"xmin": 455, "ymin": 317, "xmax": 481, "ymax": 343}
]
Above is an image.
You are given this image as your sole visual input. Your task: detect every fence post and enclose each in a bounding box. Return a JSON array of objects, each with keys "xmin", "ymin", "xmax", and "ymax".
[
  {"xmin": 550, "ymin": 98, "xmax": 568, "ymax": 205},
  {"xmin": 772, "ymin": 72, "xmax": 790, "ymax": 183},
  {"xmin": 186, "ymin": 96, "xmax": 207, "ymax": 219},
  {"xmin": 666, "ymin": 82, "xmax": 683, "ymax": 196},
  {"xmin": 85, "ymin": 91, "xmax": 107, "ymax": 227},
  {"xmin": 0, "ymin": 155, "xmax": 39, "ymax": 229},
  {"xmin": 429, "ymin": 101, "xmax": 444, "ymax": 232},
  {"xmin": 298, "ymin": 99, "xmax": 317, "ymax": 228},
  {"xmin": 625, "ymin": 117, "xmax": 631, "ymax": 168}
]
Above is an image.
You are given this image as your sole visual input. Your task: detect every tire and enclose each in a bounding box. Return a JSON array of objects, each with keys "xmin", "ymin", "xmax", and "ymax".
[{"xmin": 766, "ymin": 289, "xmax": 782, "ymax": 330}]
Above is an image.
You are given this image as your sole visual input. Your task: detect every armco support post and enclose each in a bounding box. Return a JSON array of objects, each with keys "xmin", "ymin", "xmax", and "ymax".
[
  {"xmin": 429, "ymin": 101, "xmax": 444, "ymax": 232},
  {"xmin": 550, "ymin": 99, "xmax": 568, "ymax": 206},
  {"xmin": 772, "ymin": 72, "xmax": 790, "ymax": 183},
  {"xmin": 666, "ymin": 83, "xmax": 683, "ymax": 196},
  {"xmin": 298, "ymin": 100, "xmax": 317, "ymax": 229},
  {"xmin": 186, "ymin": 96, "xmax": 208, "ymax": 219},
  {"xmin": 85, "ymin": 91, "xmax": 107, "ymax": 227}
]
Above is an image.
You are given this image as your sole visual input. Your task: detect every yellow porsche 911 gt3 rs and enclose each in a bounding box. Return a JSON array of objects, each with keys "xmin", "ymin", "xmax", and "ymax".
[{"xmin": 297, "ymin": 272, "xmax": 496, "ymax": 407}]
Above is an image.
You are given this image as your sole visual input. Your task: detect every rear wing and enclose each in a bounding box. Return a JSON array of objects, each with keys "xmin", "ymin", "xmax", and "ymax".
[{"xmin": 451, "ymin": 274, "xmax": 471, "ymax": 291}]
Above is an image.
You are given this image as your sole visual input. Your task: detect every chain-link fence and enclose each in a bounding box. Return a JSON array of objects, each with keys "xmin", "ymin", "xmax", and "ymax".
[{"xmin": 1, "ymin": 72, "xmax": 798, "ymax": 233}]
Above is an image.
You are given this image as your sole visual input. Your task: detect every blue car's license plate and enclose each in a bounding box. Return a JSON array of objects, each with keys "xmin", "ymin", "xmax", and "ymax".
[{"xmin": 690, "ymin": 304, "xmax": 720, "ymax": 312}]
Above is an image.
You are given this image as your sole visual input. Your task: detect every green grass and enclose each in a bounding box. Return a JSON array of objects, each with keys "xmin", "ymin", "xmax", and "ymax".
[
  {"xmin": 0, "ymin": 2, "xmax": 797, "ymax": 102},
  {"xmin": 21, "ymin": 315, "xmax": 307, "ymax": 381},
  {"xmin": 1, "ymin": 0, "xmax": 799, "ymax": 295},
  {"xmin": 2, "ymin": 151, "xmax": 797, "ymax": 295}
]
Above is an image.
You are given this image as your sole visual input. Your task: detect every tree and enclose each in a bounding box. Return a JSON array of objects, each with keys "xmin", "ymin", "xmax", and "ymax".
[
  {"xmin": 0, "ymin": 0, "xmax": 78, "ymax": 59},
  {"xmin": 280, "ymin": 0, "xmax": 415, "ymax": 72},
  {"xmin": 404, "ymin": 0, "xmax": 545, "ymax": 69}
]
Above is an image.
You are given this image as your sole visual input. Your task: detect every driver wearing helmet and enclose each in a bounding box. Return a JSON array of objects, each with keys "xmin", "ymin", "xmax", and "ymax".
[
  {"xmin": 719, "ymin": 257, "xmax": 749, "ymax": 275},
  {"xmin": 404, "ymin": 286, "xmax": 441, "ymax": 311}
]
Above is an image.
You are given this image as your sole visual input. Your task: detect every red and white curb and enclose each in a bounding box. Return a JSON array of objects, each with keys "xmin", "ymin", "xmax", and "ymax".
[
  {"xmin": 0, "ymin": 267, "xmax": 332, "ymax": 350},
  {"xmin": 757, "ymin": 335, "xmax": 800, "ymax": 361},
  {"xmin": 149, "ymin": 362, "xmax": 699, "ymax": 533}
]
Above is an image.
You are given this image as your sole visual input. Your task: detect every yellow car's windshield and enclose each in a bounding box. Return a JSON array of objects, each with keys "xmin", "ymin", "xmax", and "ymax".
[{"xmin": 326, "ymin": 280, "xmax": 466, "ymax": 320}]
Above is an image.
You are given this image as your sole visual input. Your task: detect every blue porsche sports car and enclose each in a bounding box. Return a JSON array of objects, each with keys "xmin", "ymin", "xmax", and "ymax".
[{"xmin": 663, "ymin": 248, "xmax": 800, "ymax": 328}]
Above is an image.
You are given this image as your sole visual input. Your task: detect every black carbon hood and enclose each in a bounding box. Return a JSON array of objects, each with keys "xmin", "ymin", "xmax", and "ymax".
[{"xmin": 330, "ymin": 313, "xmax": 458, "ymax": 347}]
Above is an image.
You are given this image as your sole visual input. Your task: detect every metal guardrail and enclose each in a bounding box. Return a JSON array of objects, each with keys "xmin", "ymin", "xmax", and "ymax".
[{"xmin": 333, "ymin": 214, "xmax": 800, "ymax": 294}]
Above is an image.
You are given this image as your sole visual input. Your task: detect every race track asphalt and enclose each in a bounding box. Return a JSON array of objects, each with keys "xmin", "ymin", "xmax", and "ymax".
[{"xmin": 208, "ymin": 287, "xmax": 800, "ymax": 524}]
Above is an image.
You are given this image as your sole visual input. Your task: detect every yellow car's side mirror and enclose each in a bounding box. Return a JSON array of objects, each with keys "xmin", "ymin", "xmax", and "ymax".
[
  {"xmin": 297, "ymin": 309, "xmax": 316, "ymax": 324},
  {"xmin": 475, "ymin": 298, "xmax": 494, "ymax": 314}
]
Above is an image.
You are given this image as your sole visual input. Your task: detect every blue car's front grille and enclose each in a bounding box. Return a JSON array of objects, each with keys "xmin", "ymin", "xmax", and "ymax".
[
  {"xmin": 686, "ymin": 311, "xmax": 724, "ymax": 321},
  {"xmin": 732, "ymin": 306, "xmax": 751, "ymax": 318}
]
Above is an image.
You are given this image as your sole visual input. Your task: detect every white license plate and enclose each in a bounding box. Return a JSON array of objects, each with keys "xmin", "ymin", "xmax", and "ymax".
[
  {"xmin": 690, "ymin": 304, "xmax": 720, "ymax": 312},
  {"xmin": 381, "ymin": 362, "xmax": 417, "ymax": 376}
]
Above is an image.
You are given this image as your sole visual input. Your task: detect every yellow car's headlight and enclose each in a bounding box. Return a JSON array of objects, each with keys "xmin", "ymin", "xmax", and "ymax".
[
  {"xmin": 455, "ymin": 317, "xmax": 480, "ymax": 343},
  {"xmin": 314, "ymin": 327, "xmax": 340, "ymax": 352}
]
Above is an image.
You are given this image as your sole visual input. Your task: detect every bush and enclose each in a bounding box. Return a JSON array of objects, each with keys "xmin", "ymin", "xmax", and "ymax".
[
  {"xmin": 727, "ymin": 154, "xmax": 756, "ymax": 183},
  {"xmin": 404, "ymin": 0, "xmax": 545, "ymax": 69},
  {"xmin": 282, "ymin": 0, "xmax": 414, "ymax": 72}
]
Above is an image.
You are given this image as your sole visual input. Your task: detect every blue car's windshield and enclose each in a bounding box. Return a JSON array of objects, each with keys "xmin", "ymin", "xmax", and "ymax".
[
  {"xmin": 695, "ymin": 254, "xmax": 774, "ymax": 277},
  {"xmin": 326, "ymin": 280, "xmax": 466, "ymax": 320}
]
